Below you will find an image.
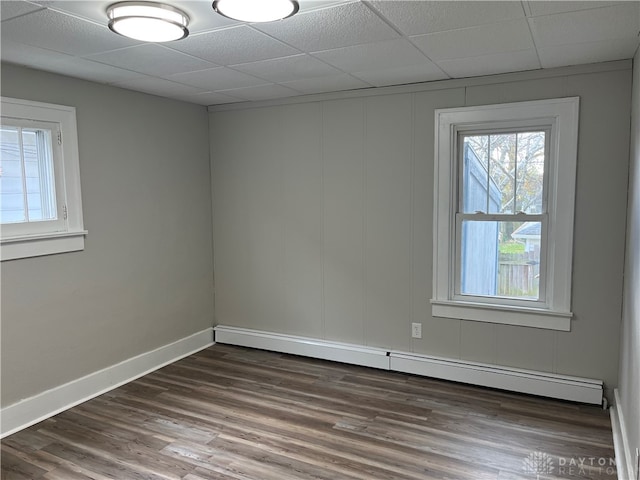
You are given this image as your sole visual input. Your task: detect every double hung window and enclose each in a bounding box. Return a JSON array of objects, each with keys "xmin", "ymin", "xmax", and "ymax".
[
  {"xmin": 1, "ymin": 97, "xmax": 86, "ymax": 261},
  {"xmin": 432, "ymin": 98, "xmax": 579, "ymax": 331}
]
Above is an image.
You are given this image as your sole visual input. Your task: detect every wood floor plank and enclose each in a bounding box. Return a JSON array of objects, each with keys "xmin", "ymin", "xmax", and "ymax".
[{"xmin": 1, "ymin": 345, "xmax": 617, "ymax": 480}]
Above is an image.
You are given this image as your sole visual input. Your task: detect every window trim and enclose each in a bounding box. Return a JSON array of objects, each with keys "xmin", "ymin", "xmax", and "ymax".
[
  {"xmin": 431, "ymin": 97, "xmax": 579, "ymax": 331},
  {"xmin": 1, "ymin": 97, "xmax": 87, "ymax": 261}
]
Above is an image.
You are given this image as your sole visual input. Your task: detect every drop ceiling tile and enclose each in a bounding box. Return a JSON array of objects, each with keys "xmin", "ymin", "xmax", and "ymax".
[
  {"xmin": 217, "ymin": 83, "xmax": 301, "ymax": 101},
  {"xmin": 369, "ymin": 1, "xmax": 525, "ymax": 36},
  {"xmin": 1, "ymin": 1, "xmax": 43, "ymax": 22},
  {"xmin": 538, "ymin": 37, "xmax": 640, "ymax": 68},
  {"xmin": 85, "ymin": 44, "xmax": 215, "ymax": 77},
  {"xmin": 437, "ymin": 49, "xmax": 541, "ymax": 78},
  {"xmin": 51, "ymin": 58, "xmax": 147, "ymax": 84},
  {"xmin": 168, "ymin": 25, "xmax": 299, "ymax": 65},
  {"xmin": 1, "ymin": 39, "xmax": 72, "ymax": 69},
  {"xmin": 526, "ymin": 1, "xmax": 624, "ymax": 17},
  {"xmin": 411, "ymin": 19, "xmax": 534, "ymax": 61},
  {"xmin": 313, "ymin": 38, "xmax": 430, "ymax": 73},
  {"xmin": 352, "ymin": 63, "xmax": 448, "ymax": 87},
  {"xmin": 232, "ymin": 54, "xmax": 341, "ymax": 83},
  {"xmin": 1, "ymin": 41, "xmax": 142, "ymax": 85},
  {"xmin": 0, "ymin": 8, "xmax": 139, "ymax": 56},
  {"xmin": 113, "ymin": 76, "xmax": 206, "ymax": 98},
  {"xmin": 280, "ymin": 73, "xmax": 370, "ymax": 94},
  {"xmin": 254, "ymin": 2, "xmax": 399, "ymax": 52},
  {"xmin": 170, "ymin": 91, "xmax": 243, "ymax": 106},
  {"xmin": 529, "ymin": 3, "xmax": 640, "ymax": 47},
  {"xmin": 165, "ymin": 67, "xmax": 268, "ymax": 90}
]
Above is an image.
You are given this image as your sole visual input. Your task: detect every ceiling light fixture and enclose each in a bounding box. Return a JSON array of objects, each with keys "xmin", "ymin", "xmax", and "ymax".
[
  {"xmin": 107, "ymin": 2, "xmax": 189, "ymax": 42},
  {"xmin": 212, "ymin": 0, "xmax": 299, "ymax": 23}
]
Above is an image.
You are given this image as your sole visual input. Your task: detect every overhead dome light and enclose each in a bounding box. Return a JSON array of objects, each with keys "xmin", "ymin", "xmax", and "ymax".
[
  {"xmin": 212, "ymin": 0, "xmax": 299, "ymax": 22},
  {"xmin": 107, "ymin": 2, "xmax": 189, "ymax": 42}
]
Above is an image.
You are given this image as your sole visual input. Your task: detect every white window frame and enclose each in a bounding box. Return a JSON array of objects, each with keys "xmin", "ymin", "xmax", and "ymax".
[
  {"xmin": 431, "ymin": 97, "xmax": 579, "ymax": 331},
  {"xmin": 1, "ymin": 97, "xmax": 87, "ymax": 261}
]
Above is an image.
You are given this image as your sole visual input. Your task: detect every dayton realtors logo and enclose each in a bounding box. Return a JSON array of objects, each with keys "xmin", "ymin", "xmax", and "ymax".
[
  {"xmin": 523, "ymin": 451, "xmax": 555, "ymax": 478},
  {"xmin": 522, "ymin": 451, "xmax": 616, "ymax": 478}
]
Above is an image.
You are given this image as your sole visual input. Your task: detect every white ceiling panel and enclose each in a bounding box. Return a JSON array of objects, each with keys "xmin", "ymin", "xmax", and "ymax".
[
  {"xmin": 85, "ymin": 44, "xmax": 215, "ymax": 77},
  {"xmin": 526, "ymin": 1, "xmax": 625, "ymax": 17},
  {"xmin": 167, "ymin": 25, "xmax": 299, "ymax": 65},
  {"xmin": 217, "ymin": 83, "xmax": 301, "ymax": 101},
  {"xmin": 437, "ymin": 49, "xmax": 541, "ymax": 78},
  {"xmin": 170, "ymin": 91, "xmax": 243, "ymax": 106},
  {"xmin": 113, "ymin": 76, "xmax": 206, "ymax": 97},
  {"xmin": 314, "ymin": 38, "xmax": 431, "ymax": 73},
  {"xmin": 0, "ymin": 1, "xmax": 44, "ymax": 22},
  {"xmin": 165, "ymin": 67, "xmax": 268, "ymax": 90},
  {"xmin": 352, "ymin": 63, "xmax": 448, "ymax": 87},
  {"xmin": 538, "ymin": 37, "xmax": 640, "ymax": 68},
  {"xmin": 1, "ymin": 39, "xmax": 73, "ymax": 70},
  {"xmin": 411, "ymin": 19, "xmax": 535, "ymax": 61},
  {"xmin": 369, "ymin": 1, "xmax": 526, "ymax": 36},
  {"xmin": 529, "ymin": 3, "xmax": 640, "ymax": 47},
  {"xmin": 0, "ymin": 40, "xmax": 143, "ymax": 85},
  {"xmin": 280, "ymin": 73, "xmax": 371, "ymax": 94},
  {"xmin": 0, "ymin": 8, "xmax": 139, "ymax": 56},
  {"xmin": 254, "ymin": 2, "xmax": 399, "ymax": 52},
  {"xmin": 231, "ymin": 54, "xmax": 342, "ymax": 83}
]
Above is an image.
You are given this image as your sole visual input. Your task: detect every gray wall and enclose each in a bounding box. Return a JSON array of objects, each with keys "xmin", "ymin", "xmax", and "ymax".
[
  {"xmin": 619, "ymin": 51, "xmax": 640, "ymax": 471},
  {"xmin": 1, "ymin": 64, "xmax": 214, "ymax": 407},
  {"xmin": 210, "ymin": 63, "xmax": 632, "ymax": 396}
]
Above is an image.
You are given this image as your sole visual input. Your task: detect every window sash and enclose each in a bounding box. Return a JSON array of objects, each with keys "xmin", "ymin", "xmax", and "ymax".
[
  {"xmin": 453, "ymin": 212, "xmax": 549, "ymax": 308},
  {"xmin": 457, "ymin": 126, "xmax": 551, "ymax": 216},
  {"xmin": 450, "ymin": 125, "xmax": 552, "ymax": 309},
  {"xmin": 1, "ymin": 117, "xmax": 67, "ymax": 238}
]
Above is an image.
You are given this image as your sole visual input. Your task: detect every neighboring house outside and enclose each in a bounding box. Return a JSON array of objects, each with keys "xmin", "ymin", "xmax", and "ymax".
[
  {"xmin": 511, "ymin": 221, "xmax": 542, "ymax": 255},
  {"xmin": 461, "ymin": 143, "xmax": 501, "ymax": 296}
]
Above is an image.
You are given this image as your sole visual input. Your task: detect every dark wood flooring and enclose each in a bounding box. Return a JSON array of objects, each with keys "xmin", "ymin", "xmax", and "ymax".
[{"xmin": 1, "ymin": 344, "xmax": 617, "ymax": 480}]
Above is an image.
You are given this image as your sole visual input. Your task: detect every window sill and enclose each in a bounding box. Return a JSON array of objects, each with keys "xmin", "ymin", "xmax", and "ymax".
[
  {"xmin": 1, "ymin": 230, "xmax": 88, "ymax": 261},
  {"xmin": 431, "ymin": 299, "xmax": 572, "ymax": 331}
]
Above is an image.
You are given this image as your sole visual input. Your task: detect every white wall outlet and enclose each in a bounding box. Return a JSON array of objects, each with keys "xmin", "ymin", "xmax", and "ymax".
[{"xmin": 411, "ymin": 322, "xmax": 422, "ymax": 339}]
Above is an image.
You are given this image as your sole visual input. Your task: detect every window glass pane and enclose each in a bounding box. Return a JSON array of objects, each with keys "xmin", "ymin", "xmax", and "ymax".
[
  {"xmin": 515, "ymin": 131, "xmax": 545, "ymax": 214},
  {"xmin": 461, "ymin": 220, "xmax": 541, "ymax": 300},
  {"xmin": 23, "ymin": 129, "xmax": 56, "ymax": 222},
  {"xmin": 0, "ymin": 126, "xmax": 57, "ymax": 224},
  {"xmin": 462, "ymin": 131, "xmax": 545, "ymax": 215},
  {"xmin": 489, "ymin": 133, "xmax": 516, "ymax": 214},
  {"xmin": 0, "ymin": 127, "xmax": 26, "ymax": 223}
]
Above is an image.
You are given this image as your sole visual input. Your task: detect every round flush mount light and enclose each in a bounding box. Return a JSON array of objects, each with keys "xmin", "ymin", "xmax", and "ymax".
[
  {"xmin": 212, "ymin": 0, "xmax": 299, "ymax": 22},
  {"xmin": 107, "ymin": 2, "xmax": 189, "ymax": 42}
]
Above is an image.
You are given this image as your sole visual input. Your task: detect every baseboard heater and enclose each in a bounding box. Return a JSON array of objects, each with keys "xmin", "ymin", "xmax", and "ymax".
[{"xmin": 214, "ymin": 326, "xmax": 603, "ymax": 405}]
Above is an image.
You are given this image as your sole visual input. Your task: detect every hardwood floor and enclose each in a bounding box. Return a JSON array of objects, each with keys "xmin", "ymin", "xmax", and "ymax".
[{"xmin": 1, "ymin": 344, "xmax": 617, "ymax": 480}]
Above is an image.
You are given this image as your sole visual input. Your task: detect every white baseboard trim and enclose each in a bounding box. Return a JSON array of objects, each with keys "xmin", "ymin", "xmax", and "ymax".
[
  {"xmin": 611, "ymin": 389, "xmax": 635, "ymax": 480},
  {"xmin": 214, "ymin": 325, "xmax": 603, "ymax": 405},
  {"xmin": 1, "ymin": 327, "xmax": 214, "ymax": 438},
  {"xmin": 213, "ymin": 326, "xmax": 389, "ymax": 370}
]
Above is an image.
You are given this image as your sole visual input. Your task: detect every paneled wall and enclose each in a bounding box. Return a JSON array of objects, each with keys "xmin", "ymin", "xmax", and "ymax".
[{"xmin": 210, "ymin": 63, "xmax": 631, "ymax": 394}]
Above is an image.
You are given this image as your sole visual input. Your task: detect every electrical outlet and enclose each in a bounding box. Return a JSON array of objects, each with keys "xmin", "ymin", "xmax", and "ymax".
[{"xmin": 411, "ymin": 322, "xmax": 422, "ymax": 339}]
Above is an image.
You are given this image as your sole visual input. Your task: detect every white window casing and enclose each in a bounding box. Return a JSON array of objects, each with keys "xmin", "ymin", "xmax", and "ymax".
[
  {"xmin": 1, "ymin": 97, "xmax": 87, "ymax": 261},
  {"xmin": 431, "ymin": 97, "xmax": 579, "ymax": 331}
]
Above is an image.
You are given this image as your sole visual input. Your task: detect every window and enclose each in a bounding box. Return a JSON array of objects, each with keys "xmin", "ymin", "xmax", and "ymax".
[
  {"xmin": 432, "ymin": 98, "xmax": 579, "ymax": 331},
  {"xmin": 1, "ymin": 97, "xmax": 86, "ymax": 261}
]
